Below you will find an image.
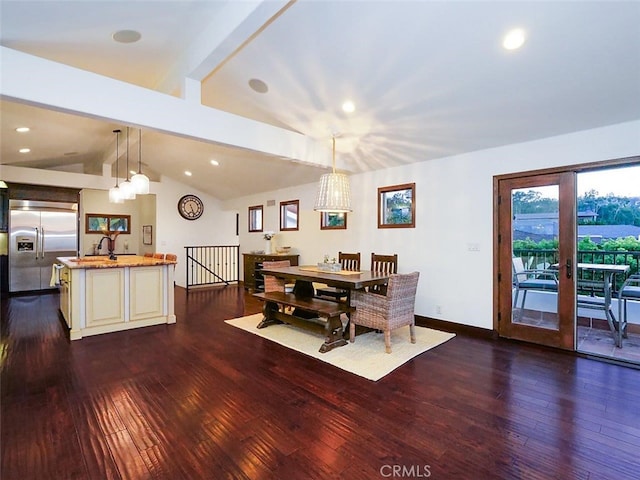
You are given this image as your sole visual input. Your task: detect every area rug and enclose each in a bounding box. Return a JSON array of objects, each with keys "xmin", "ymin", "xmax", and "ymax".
[{"xmin": 225, "ymin": 314, "xmax": 455, "ymax": 381}]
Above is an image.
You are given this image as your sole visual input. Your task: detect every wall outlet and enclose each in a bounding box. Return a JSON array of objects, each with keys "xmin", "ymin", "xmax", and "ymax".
[
  {"xmin": 435, "ymin": 305, "xmax": 442, "ymax": 315},
  {"xmin": 467, "ymin": 243, "xmax": 480, "ymax": 251}
]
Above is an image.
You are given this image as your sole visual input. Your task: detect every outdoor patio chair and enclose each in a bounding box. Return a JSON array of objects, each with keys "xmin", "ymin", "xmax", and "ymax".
[
  {"xmin": 350, "ymin": 271, "xmax": 420, "ymax": 353},
  {"xmin": 512, "ymin": 257, "xmax": 558, "ymax": 311},
  {"xmin": 618, "ymin": 274, "xmax": 640, "ymax": 347},
  {"xmin": 316, "ymin": 252, "xmax": 361, "ymax": 301}
]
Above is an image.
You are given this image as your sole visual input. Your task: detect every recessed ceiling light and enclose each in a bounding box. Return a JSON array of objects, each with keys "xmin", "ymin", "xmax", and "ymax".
[
  {"xmin": 112, "ymin": 30, "xmax": 141, "ymax": 44},
  {"xmin": 15, "ymin": 127, "xmax": 30, "ymax": 133},
  {"xmin": 210, "ymin": 160, "xmax": 219, "ymax": 166},
  {"xmin": 19, "ymin": 148, "xmax": 31, "ymax": 153},
  {"xmin": 503, "ymin": 28, "xmax": 526, "ymax": 50},
  {"xmin": 248, "ymin": 78, "xmax": 268, "ymax": 94},
  {"xmin": 342, "ymin": 100, "xmax": 356, "ymax": 113},
  {"xmin": 184, "ymin": 171, "xmax": 192, "ymax": 176}
]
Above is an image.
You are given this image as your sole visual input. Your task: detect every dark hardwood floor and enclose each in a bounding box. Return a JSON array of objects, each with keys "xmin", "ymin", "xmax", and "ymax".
[{"xmin": 2, "ymin": 285, "xmax": 640, "ymax": 480}]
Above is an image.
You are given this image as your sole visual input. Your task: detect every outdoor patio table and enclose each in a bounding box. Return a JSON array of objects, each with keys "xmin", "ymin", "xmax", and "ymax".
[{"xmin": 577, "ymin": 263, "xmax": 630, "ymax": 347}]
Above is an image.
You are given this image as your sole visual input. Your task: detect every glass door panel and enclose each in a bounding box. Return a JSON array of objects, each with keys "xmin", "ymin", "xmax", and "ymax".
[
  {"xmin": 497, "ymin": 172, "xmax": 576, "ymax": 349},
  {"xmin": 511, "ymin": 185, "xmax": 560, "ymax": 330},
  {"xmin": 576, "ymin": 165, "xmax": 640, "ymax": 363}
]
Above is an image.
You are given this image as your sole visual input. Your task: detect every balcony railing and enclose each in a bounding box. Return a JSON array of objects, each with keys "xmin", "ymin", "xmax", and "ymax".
[
  {"xmin": 513, "ymin": 248, "xmax": 640, "ymax": 294},
  {"xmin": 185, "ymin": 245, "xmax": 240, "ymax": 292}
]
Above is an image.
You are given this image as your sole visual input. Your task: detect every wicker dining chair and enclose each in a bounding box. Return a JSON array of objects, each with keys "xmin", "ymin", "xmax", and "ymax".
[
  {"xmin": 316, "ymin": 252, "xmax": 361, "ymax": 301},
  {"xmin": 350, "ymin": 271, "xmax": 420, "ymax": 353}
]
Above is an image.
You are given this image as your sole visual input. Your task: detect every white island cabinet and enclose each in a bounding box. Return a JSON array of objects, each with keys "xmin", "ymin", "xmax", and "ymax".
[{"xmin": 56, "ymin": 255, "xmax": 176, "ymax": 340}]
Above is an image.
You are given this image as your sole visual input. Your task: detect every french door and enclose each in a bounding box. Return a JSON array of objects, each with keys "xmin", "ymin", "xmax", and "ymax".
[{"xmin": 496, "ymin": 172, "xmax": 576, "ymax": 349}]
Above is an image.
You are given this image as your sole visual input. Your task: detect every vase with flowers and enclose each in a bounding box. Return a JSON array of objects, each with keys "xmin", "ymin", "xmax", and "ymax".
[{"xmin": 263, "ymin": 231, "xmax": 275, "ymax": 254}]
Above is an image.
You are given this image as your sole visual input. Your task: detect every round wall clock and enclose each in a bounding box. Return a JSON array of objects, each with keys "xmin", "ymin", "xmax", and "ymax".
[{"xmin": 178, "ymin": 194, "xmax": 204, "ymax": 220}]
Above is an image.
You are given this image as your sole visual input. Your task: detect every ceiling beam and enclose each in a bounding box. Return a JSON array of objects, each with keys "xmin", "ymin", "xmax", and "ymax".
[
  {"xmin": 157, "ymin": 0, "xmax": 295, "ymax": 98},
  {"xmin": 0, "ymin": 46, "xmax": 329, "ymax": 169}
]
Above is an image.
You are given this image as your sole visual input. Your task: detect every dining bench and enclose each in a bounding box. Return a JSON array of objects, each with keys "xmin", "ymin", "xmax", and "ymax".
[{"xmin": 253, "ymin": 291, "xmax": 353, "ymax": 353}]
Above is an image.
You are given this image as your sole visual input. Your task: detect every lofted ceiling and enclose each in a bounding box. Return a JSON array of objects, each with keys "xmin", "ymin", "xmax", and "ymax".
[{"xmin": 1, "ymin": 0, "xmax": 639, "ymax": 201}]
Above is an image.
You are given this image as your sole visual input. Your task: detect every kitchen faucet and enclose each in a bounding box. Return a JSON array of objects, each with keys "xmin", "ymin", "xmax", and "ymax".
[{"xmin": 97, "ymin": 235, "xmax": 117, "ymax": 260}]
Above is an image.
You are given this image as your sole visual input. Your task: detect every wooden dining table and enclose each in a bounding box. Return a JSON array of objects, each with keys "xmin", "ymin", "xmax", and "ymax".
[
  {"xmin": 256, "ymin": 265, "xmax": 391, "ymax": 351},
  {"xmin": 260, "ymin": 265, "xmax": 391, "ymax": 295}
]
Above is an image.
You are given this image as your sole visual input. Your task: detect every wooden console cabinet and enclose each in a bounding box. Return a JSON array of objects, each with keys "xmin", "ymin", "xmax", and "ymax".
[{"xmin": 243, "ymin": 253, "xmax": 299, "ymax": 291}]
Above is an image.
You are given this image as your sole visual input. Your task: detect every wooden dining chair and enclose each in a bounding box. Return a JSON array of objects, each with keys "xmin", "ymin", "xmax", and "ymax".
[
  {"xmin": 369, "ymin": 253, "xmax": 398, "ymax": 294},
  {"xmin": 316, "ymin": 252, "xmax": 361, "ymax": 301}
]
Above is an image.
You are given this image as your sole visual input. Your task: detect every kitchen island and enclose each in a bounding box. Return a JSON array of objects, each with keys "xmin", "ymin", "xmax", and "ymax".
[{"xmin": 56, "ymin": 255, "xmax": 177, "ymax": 340}]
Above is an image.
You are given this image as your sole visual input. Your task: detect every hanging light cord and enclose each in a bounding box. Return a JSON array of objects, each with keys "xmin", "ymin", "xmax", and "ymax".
[
  {"xmin": 126, "ymin": 127, "xmax": 130, "ymax": 181},
  {"xmin": 138, "ymin": 129, "xmax": 142, "ymax": 173},
  {"xmin": 113, "ymin": 129, "xmax": 120, "ymax": 186},
  {"xmin": 332, "ymin": 136, "xmax": 336, "ymax": 174}
]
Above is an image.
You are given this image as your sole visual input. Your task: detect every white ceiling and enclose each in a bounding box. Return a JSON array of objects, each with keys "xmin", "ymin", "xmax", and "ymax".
[{"xmin": 1, "ymin": 0, "xmax": 639, "ymax": 200}]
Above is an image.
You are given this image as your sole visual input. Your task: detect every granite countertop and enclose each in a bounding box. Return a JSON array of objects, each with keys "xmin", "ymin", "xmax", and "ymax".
[{"xmin": 57, "ymin": 255, "xmax": 177, "ymax": 269}]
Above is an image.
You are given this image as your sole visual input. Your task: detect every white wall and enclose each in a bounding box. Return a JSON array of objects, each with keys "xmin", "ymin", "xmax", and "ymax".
[
  {"xmin": 154, "ymin": 176, "xmax": 238, "ymax": 287},
  {"xmin": 225, "ymin": 120, "xmax": 640, "ymax": 330},
  {"xmin": 80, "ymin": 189, "xmax": 145, "ymax": 256}
]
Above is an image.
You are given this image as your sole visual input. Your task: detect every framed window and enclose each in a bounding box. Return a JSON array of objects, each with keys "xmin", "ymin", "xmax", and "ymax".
[
  {"xmin": 320, "ymin": 212, "xmax": 347, "ymax": 230},
  {"xmin": 280, "ymin": 199, "xmax": 299, "ymax": 231},
  {"xmin": 86, "ymin": 214, "xmax": 131, "ymax": 234},
  {"xmin": 248, "ymin": 205, "xmax": 263, "ymax": 232},
  {"xmin": 378, "ymin": 183, "xmax": 415, "ymax": 228}
]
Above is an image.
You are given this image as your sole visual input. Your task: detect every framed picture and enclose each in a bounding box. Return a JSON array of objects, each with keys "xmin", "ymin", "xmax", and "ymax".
[
  {"xmin": 109, "ymin": 216, "xmax": 130, "ymax": 233},
  {"xmin": 142, "ymin": 225, "xmax": 153, "ymax": 245},
  {"xmin": 86, "ymin": 214, "xmax": 131, "ymax": 234},
  {"xmin": 320, "ymin": 212, "xmax": 347, "ymax": 230},
  {"xmin": 378, "ymin": 183, "xmax": 415, "ymax": 228},
  {"xmin": 86, "ymin": 215, "xmax": 108, "ymax": 233}
]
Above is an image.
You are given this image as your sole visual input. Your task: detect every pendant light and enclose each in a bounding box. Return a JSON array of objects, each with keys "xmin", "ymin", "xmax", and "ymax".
[
  {"xmin": 131, "ymin": 128, "xmax": 150, "ymax": 194},
  {"xmin": 109, "ymin": 130, "xmax": 124, "ymax": 204},
  {"xmin": 119, "ymin": 127, "xmax": 136, "ymax": 200},
  {"xmin": 313, "ymin": 135, "xmax": 352, "ymax": 212}
]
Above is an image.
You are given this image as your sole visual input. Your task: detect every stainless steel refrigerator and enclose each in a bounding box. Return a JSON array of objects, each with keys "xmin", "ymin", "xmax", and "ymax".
[{"xmin": 9, "ymin": 200, "xmax": 78, "ymax": 292}]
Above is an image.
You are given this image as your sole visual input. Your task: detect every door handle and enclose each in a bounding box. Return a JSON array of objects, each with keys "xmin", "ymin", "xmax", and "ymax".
[
  {"xmin": 41, "ymin": 228, "xmax": 45, "ymax": 259},
  {"xmin": 566, "ymin": 259, "xmax": 572, "ymax": 279},
  {"xmin": 34, "ymin": 227, "xmax": 39, "ymax": 260}
]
